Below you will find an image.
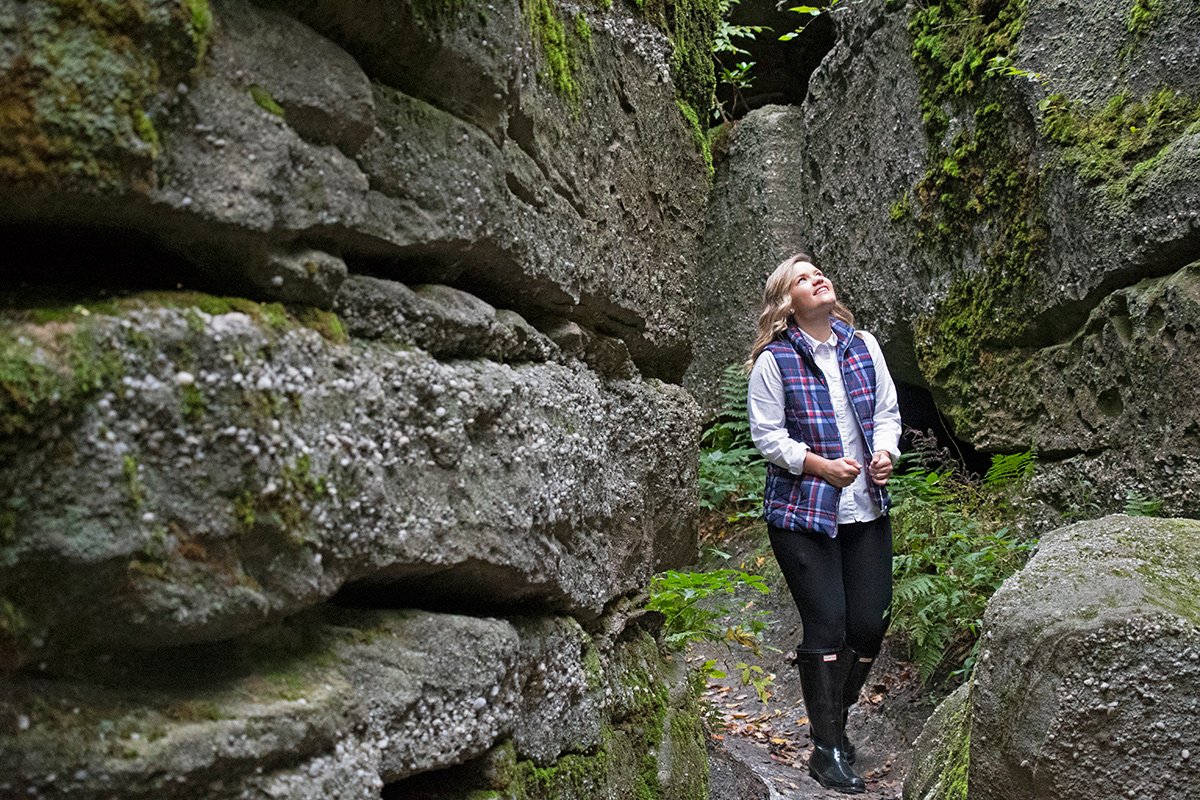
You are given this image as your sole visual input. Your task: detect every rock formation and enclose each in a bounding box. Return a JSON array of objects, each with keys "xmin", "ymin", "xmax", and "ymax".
[
  {"xmin": 905, "ymin": 515, "xmax": 1200, "ymax": 800},
  {"xmin": 690, "ymin": 0, "xmax": 1200, "ymax": 518},
  {"xmin": 0, "ymin": 0, "xmax": 718, "ymax": 796}
]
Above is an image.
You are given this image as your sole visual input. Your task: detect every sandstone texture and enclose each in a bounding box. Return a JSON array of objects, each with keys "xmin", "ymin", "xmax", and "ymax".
[
  {"xmin": 0, "ymin": 605, "xmax": 710, "ymax": 799},
  {"xmin": 692, "ymin": 0, "xmax": 1200, "ymax": 516},
  {"xmin": 904, "ymin": 515, "xmax": 1200, "ymax": 800},
  {"xmin": 0, "ymin": 0, "xmax": 716, "ymax": 797}
]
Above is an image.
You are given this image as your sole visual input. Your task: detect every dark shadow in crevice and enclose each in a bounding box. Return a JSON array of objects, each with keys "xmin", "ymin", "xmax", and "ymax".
[
  {"xmin": 0, "ymin": 222, "xmax": 216, "ymax": 308},
  {"xmin": 381, "ymin": 751, "xmax": 497, "ymax": 799},
  {"xmin": 715, "ymin": 1, "xmax": 836, "ymax": 121},
  {"xmin": 331, "ymin": 558, "xmax": 590, "ymax": 623},
  {"xmin": 896, "ymin": 381, "xmax": 991, "ymax": 477}
]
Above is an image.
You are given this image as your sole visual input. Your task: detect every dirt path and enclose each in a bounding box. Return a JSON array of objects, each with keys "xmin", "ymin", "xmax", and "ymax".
[{"xmin": 693, "ymin": 519, "xmax": 942, "ymax": 799}]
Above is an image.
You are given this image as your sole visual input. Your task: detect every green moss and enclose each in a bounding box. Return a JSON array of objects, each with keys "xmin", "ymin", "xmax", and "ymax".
[
  {"xmin": 232, "ymin": 454, "xmax": 328, "ymax": 546},
  {"xmin": 1129, "ymin": 521, "xmax": 1200, "ymax": 625},
  {"xmin": 903, "ymin": 1, "xmax": 1046, "ymax": 433},
  {"xmin": 1041, "ymin": 88, "xmax": 1200, "ymax": 197},
  {"xmin": 0, "ymin": 1, "xmax": 206, "ymax": 190},
  {"xmin": 676, "ymin": 99, "xmax": 713, "ymax": 178},
  {"xmin": 180, "ymin": 382, "xmax": 206, "ymax": 421},
  {"xmin": 0, "ymin": 321, "xmax": 124, "ymax": 437},
  {"xmin": 943, "ymin": 701, "xmax": 971, "ymax": 800},
  {"xmin": 250, "ymin": 84, "xmax": 286, "ymax": 118},
  {"xmin": 292, "ymin": 307, "xmax": 348, "ymax": 344},
  {"xmin": 639, "ymin": 0, "xmax": 721, "ymax": 128},
  {"xmin": 183, "ymin": 0, "xmax": 213, "ymax": 62},
  {"xmin": 582, "ymin": 645, "xmax": 604, "ymax": 691},
  {"xmin": 122, "ymin": 454, "xmax": 146, "ymax": 510},
  {"xmin": 1126, "ymin": 0, "xmax": 1161, "ymax": 36},
  {"xmin": 524, "ymin": 0, "xmax": 583, "ymax": 105},
  {"xmin": 574, "ymin": 12, "xmax": 593, "ymax": 46},
  {"xmin": 132, "ymin": 108, "xmax": 160, "ymax": 157}
]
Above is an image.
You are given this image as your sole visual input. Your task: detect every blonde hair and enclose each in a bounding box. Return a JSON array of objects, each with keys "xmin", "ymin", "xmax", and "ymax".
[{"xmin": 744, "ymin": 252, "xmax": 854, "ymax": 371}]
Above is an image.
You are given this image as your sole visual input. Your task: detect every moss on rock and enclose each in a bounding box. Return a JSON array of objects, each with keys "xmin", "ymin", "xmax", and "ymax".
[
  {"xmin": 1041, "ymin": 87, "xmax": 1200, "ymax": 198},
  {"xmin": 903, "ymin": 0, "xmax": 1046, "ymax": 431},
  {"xmin": 0, "ymin": 0, "xmax": 209, "ymax": 190}
]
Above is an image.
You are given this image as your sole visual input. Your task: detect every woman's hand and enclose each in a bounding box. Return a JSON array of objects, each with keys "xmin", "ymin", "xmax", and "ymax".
[
  {"xmin": 868, "ymin": 450, "xmax": 894, "ymax": 486},
  {"xmin": 806, "ymin": 453, "xmax": 862, "ymax": 488}
]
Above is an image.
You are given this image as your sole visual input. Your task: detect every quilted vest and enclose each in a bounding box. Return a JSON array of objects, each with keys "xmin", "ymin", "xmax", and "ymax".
[{"xmin": 762, "ymin": 319, "xmax": 889, "ymax": 537}]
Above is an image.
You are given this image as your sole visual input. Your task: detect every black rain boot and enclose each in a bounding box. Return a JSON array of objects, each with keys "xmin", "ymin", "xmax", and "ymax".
[
  {"xmin": 797, "ymin": 651, "xmax": 866, "ymax": 794},
  {"xmin": 840, "ymin": 649, "xmax": 876, "ymax": 765}
]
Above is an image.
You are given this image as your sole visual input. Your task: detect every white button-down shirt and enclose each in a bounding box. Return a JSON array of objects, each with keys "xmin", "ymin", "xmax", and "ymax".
[{"xmin": 748, "ymin": 328, "xmax": 902, "ymax": 524}]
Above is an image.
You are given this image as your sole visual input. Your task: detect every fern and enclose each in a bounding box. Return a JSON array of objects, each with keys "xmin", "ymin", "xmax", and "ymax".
[
  {"xmin": 1123, "ymin": 489, "xmax": 1164, "ymax": 517},
  {"xmin": 890, "ymin": 447, "xmax": 1038, "ymax": 684},
  {"xmin": 984, "ymin": 450, "xmax": 1036, "ymax": 487},
  {"xmin": 699, "ymin": 364, "xmax": 765, "ymax": 518}
]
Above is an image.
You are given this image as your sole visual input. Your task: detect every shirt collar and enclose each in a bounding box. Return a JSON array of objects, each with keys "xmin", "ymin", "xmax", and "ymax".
[{"xmin": 798, "ymin": 326, "xmax": 837, "ymax": 351}]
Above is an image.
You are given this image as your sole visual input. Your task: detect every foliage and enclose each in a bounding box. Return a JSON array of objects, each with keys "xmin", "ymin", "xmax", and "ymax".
[
  {"xmin": 712, "ymin": 0, "xmax": 770, "ymax": 121},
  {"xmin": 889, "ymin": 445, "xmax": 1037, "ymax": 683},
  {"xmin": 779, "ymin": 0, "xmax": 848, "ymax": 42},
  {"xmin": 1123, "ymin": 489, "xmax": 1165, "ymax": 517},
  {"xmin": 648, "ymin": 568, "xmax": 770, "ymax": 648},
  {"xmin": 698, "ymin": 364, "xmax": 765, "ymax": 520},
  {"xmin": 647, "ymin": 567, "xmax": 774, "ymax": 700}
]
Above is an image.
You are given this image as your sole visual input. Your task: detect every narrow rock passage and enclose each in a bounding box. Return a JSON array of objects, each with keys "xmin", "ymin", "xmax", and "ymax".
[{"xmin": 692, "ymin": 519, "xmax": 940, "ymax": 799}]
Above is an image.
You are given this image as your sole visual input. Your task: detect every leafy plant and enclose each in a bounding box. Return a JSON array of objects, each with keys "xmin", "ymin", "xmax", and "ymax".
[
  {"xmin": 889, "ymin": 446, "xmax": 1038, "ymax": 683},
  {"xmin": 779, "ymin": 0, "xmax": 849, "ymax": 42},
  {"xmin": 1123, "ymin": 489, "xmax": 1164, "ymax": 517},
  {"xmin": 698, "ymin": 364, "xmax": 765, "ymax": 520},
  {"xmin": 648, "ymin": 567, "xmax": 775, "ymax": 701},
  {"xmin": 712, "ymin": 0, "xmax": 771, "ymax": 121}
]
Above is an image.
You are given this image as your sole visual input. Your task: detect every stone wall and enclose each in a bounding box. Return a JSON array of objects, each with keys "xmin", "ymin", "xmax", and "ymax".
[{"xmin": 0, "ymin": 0, "xmax": 717, "ymax": 796}]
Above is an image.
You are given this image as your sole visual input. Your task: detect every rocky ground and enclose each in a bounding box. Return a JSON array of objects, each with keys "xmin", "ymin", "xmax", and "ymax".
[{"xmin": 693, "ymin": 517, "xmax": 944, "ymax": 799}]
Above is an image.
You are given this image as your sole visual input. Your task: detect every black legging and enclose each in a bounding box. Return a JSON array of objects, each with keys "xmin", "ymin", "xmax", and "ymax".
[{"xmin": 768, "ymin": 516, "xmax": 893, "ymax": 656}]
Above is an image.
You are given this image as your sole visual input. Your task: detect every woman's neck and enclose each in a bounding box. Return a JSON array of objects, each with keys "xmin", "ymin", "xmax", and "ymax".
[{"xmin": 794, "ymin": 314, "xmax": 832, "ymax": 342}]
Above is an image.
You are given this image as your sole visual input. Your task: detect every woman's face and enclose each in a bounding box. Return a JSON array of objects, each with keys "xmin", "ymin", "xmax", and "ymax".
[{"xmin": 787, "ymin": 262, "xmax": 837, "ymax": 318}]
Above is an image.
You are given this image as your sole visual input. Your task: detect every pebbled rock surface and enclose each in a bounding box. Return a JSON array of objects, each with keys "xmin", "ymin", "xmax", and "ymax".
[
  {"xmin": 0, "ymin": 1, "xmax": 714, "ymax": 797},
  {"xmin": 905, "ymin": 515, "xmax": 1200, "ymax": 800},
  {"xmin": 0, "ymin": 0, "xmax": 708, "ymax": 380},
  {"xmin": 0, "ymin": 606, "xmax": 708, "ymax": 799},
  {"xmin": 0, "ymin": 291, "xmax": 699, "ymax": 666}
]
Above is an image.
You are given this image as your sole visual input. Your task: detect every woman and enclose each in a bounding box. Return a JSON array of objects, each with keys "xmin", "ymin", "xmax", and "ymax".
[{"xmin": 746, "ymin": 252, "xmax": 901, "ymax": 794}]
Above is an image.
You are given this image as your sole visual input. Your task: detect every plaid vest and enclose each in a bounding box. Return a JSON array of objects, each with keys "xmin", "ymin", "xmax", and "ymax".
[{"xmin": 762, "ymin": 319, "xmax": 889, "ymax": 537}]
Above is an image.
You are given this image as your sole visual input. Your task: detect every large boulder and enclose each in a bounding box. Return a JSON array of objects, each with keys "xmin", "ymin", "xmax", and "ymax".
[{"xmin": 905, "ymin": 515, "xmax": 1200, "ymax": 800}]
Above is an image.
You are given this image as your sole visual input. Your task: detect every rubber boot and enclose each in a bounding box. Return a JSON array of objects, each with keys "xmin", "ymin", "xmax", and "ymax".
[
  {"xmin": 797, "ymin": 651, "xmax": 866, "ymax": 794},
  {"xmin": 840, "ymin": 649, "xmax": 876, "ymax": 765}
]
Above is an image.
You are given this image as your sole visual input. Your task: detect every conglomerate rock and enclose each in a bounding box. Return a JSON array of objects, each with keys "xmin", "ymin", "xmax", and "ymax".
[
  {"xmin": 0, "ymin": 0, "xmax": 709, "ymax": 380},
  {"xmin": 0, "ymin": 1, "xmax": 714, "ymax": 798},
  {"xmin": 904, "ymin": 515, "xmax": 1200, "ymax": 800},
  {"xmin": 0, "ymin": 292, "xmax": 698, "ymax": 666},
  {"xmin": 0, "ymin": 606, "xmax": 708, "ymax": 799}
]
